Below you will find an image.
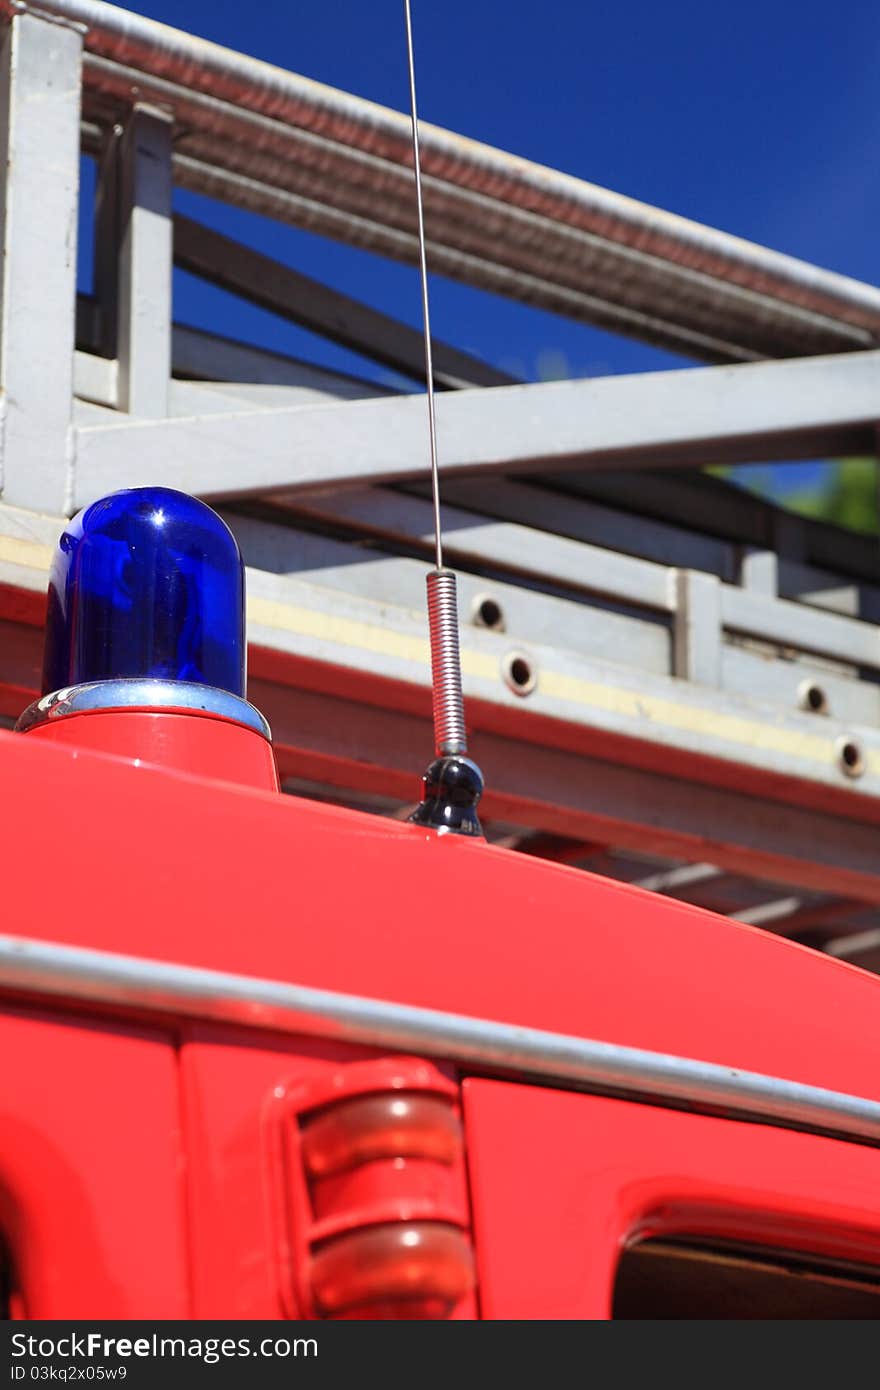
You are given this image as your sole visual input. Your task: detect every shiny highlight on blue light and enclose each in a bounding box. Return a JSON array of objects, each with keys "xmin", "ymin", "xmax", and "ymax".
[{"xmin": 42, "ymin": 488, "xmax": 245, "ymax": 697}]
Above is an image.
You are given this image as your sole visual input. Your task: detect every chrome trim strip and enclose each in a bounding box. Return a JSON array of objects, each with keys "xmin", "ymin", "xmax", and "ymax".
[
  {"xmin": 15, "ymin": 679, "xmax": 272, "ymax": 740},
  {"xmin": 1, "ymin": 934, "xmax": 879, "ymax": 1146}
]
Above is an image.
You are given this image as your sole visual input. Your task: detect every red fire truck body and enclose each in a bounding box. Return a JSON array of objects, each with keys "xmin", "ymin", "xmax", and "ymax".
[{"xmin": 3, "ymin": 715, "xmax": 880, "ymax": 1320}]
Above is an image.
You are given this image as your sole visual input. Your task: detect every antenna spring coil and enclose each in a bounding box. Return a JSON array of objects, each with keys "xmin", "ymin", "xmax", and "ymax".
[{"xmin": 426, "ymin": 569, "xmax": 468, "ymax": 756}]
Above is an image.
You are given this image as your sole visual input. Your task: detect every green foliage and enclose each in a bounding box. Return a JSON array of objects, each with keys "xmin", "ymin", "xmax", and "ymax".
[
  {"xmin": 820, "ymin": 457, "xmax": 878, "ymax": 535},
  {"xmin": 709, "ymin": 459, "xmax": 878, "ymax": 536}
]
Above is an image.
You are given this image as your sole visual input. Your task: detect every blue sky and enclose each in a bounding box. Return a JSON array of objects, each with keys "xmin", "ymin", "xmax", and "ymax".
[{"xmin": 81, "ymin": 1, "xmax": 880, "ymax": 493}]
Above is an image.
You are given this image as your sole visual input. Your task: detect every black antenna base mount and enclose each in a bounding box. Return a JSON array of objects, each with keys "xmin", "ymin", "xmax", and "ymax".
[{"xmin": 410, "ymin": 754, "xmax": 484, "ymax": 837}]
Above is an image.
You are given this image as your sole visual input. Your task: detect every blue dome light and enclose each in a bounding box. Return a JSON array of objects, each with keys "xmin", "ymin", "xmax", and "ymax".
[{"xmin": 42, "ymin": 488, "xmax": 245, "ymax": 698}]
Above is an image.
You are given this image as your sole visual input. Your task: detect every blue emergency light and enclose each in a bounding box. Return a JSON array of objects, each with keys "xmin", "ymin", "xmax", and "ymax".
[
  {"xmin": 42, "ymin": 487, "xmax": 245, "ymax": 696},
  {"xmin": 16, "ymin": 488, "xmax": 270, "ymax": 744}
]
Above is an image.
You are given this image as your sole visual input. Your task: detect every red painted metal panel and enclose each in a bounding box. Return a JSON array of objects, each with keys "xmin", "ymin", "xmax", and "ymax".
[
  {"xmin": 2, "ymin": 728, "xmax": 879, "ymax": 1106},
  {"xmin": 463, "ymin": 1079, "xmax": 880, "ymax": 1319},
  {"xmin": 26, "ymin": 709, "xmax": 279, "ymax": 792},
  {"xmin": 0, "ymin": 1005, "xmax": 187, "ymax": 1318},
  {"xmin": 178, "ymin": 1028, "xmax": 357, "ymax": 1318}
]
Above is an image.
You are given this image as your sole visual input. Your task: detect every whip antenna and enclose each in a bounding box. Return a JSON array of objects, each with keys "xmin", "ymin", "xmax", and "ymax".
[{"xmin": 404, "ymin": 0, "xmax": 483, "ymax": 837}]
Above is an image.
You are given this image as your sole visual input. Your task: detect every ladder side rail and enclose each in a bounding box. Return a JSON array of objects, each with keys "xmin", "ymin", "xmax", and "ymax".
[{"xmin": 0, "ymin": 10, "xmax": 82, "ymax": 513}]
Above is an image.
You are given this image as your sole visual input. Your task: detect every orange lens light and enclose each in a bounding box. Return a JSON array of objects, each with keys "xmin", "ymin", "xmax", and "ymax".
[
  {"xmin": 310, "ymin": 1221, "xmax": 475, "ymax": 1318},
  {"xmin": 301, "ymin": 1093, "xmax": 461, "ymax": 1178}
]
